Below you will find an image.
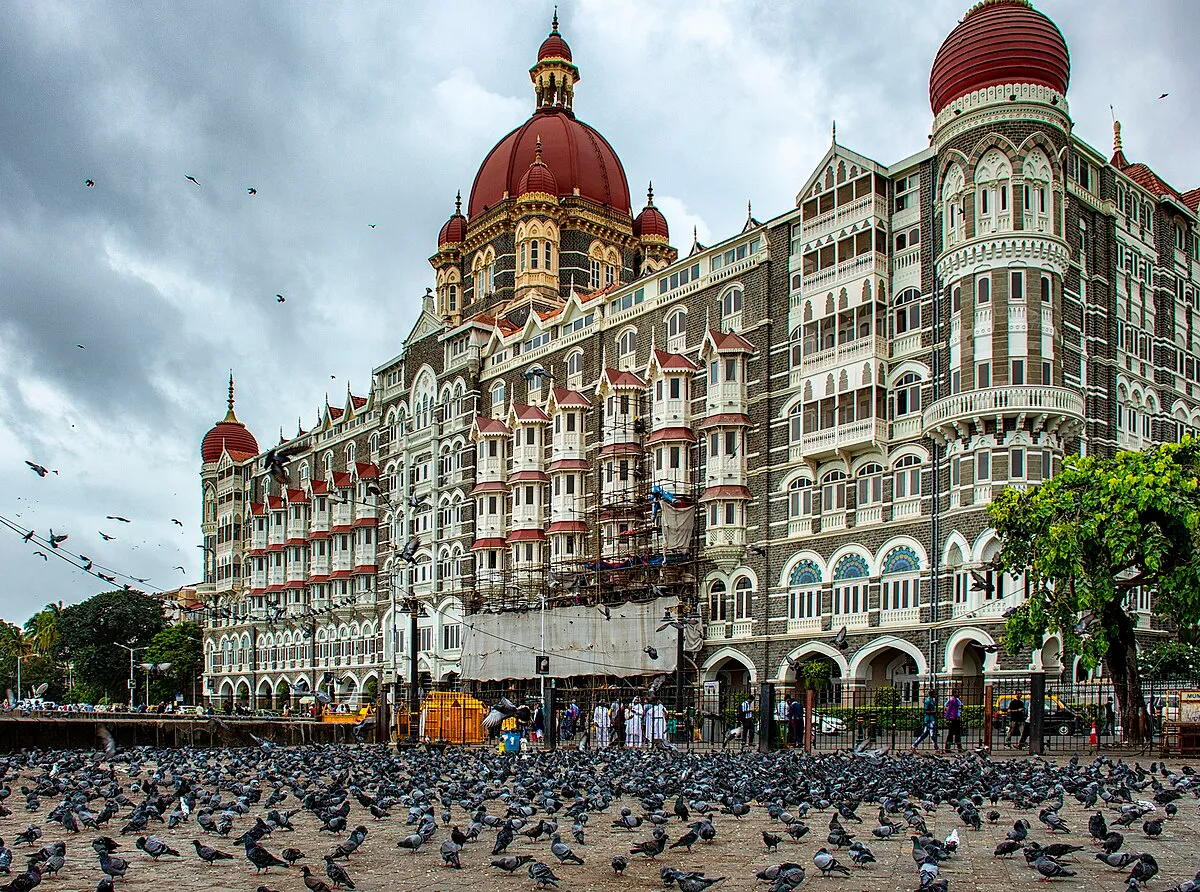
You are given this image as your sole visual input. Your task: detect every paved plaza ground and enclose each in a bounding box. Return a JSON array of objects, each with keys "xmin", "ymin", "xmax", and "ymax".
[{"xmin": 1, "ymin": 747, "xmax": 1197, "ymax": 892}]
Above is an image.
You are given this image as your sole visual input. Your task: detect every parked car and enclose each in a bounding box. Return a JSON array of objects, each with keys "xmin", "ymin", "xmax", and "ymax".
[
  {"xmin": 993, "ymin": 694, "xmax": 1084, "ymax": 736},
  {"xmin": 811, "ymin": 711, "xmax": 847, "ymax": 734}
]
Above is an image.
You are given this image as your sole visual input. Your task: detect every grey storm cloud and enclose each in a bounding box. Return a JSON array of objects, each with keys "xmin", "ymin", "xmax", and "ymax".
[{"xmin": 1, "ymin": 0, "xmax": 1197, "ymax": 623}]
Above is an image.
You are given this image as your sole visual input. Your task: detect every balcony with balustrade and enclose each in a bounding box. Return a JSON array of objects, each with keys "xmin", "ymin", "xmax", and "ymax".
[
  {"xmin": 800, "ymin": 334, "xmax": 889, "ymax": 375},
  {"xmin": 922, "ymin": 386, "xmax": 1085, "ymax": 441},
  {"xmin": 799, "ymin": 417, "xmax": 888, "ymax": 461}
]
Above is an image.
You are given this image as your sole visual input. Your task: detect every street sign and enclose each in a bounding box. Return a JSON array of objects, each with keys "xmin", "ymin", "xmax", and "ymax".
[
  {"xmin": 535, "ymin": 656, "xmax": 550, "ymax": 675},
  {"xmin": 127, "ymin": 679, "xmax": 136, "ymax": 689}
]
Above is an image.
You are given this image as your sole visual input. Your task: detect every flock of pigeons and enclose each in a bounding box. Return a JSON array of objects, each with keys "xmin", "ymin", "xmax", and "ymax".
[{"xmin": 0, "ymin": 743, "xmax": 1198, "ymax": 892}]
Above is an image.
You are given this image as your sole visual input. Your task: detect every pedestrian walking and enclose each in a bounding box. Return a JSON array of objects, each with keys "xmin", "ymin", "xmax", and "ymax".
[
  {"xmin": 777, "ymin": 695, "xmax": 791, "ymax": 746},
  {"xmin": 912, "ymin": 690, "xmax": 938, "ymax": 751},
  {"xmin": 626, "ymin": 697, "xmax": 644, "ymax": 747},
  {"xmin": 592, "ymin": 701, "xmax": 611, "ymax": 748},
  {"xmin": 1004, "ymin": 696, "xmax": 1029, "ymax": 748},
  {"xmin": 610, "ymin": 700, "xmax": 625, "ymax": 747},
  {"xmin": 740, "ymin": 693, "xmax": 755, "ymax": 747},
  {"xmin": 944, "ymin": 688, "xmax": 964, "ymax": 752},
  {"xmin": 789, "ymin": 693, "xmax": 805, "ymax": 745},
  {"xmin": 646, "ymin": 697, "xmax": 667, "ymax": 744}
]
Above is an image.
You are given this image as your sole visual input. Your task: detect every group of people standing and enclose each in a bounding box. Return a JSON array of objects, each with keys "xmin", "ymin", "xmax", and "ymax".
[{"xmin": 528, "ymin": 696, "xmax": 670, "ymax": 747}]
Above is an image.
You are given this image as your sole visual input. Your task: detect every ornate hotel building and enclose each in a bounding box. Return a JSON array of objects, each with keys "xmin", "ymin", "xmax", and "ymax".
[{"xmin": 198, "ymin": 1, "xmax": 1198, "ymax": 709}]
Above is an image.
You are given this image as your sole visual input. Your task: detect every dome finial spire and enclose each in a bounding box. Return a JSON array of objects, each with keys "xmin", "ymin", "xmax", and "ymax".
[
  {"xmin": 223, "ymin": 372, "xmax": 238, "ymax": 422},
  {"xmin": 646, "ymin": 182, "xmax": 654, "ymax": 206},
  {"xmin": 534, "ymin": 134, "xmax": 543, "ymax": 164},
  {"xmin": 1113, "ymin": 118, "xmax": 1123, "ymax": 154},
  {"xmin": 454, "ymin": 189, "xmax": 462, "ymax": 214},
  {"xmin": 551, "ymin": 6, "xmax": 559, "ymax": 33},
  {"xmin": 831, "ymin": 120, "xmax": 837, "ymax": 144}
]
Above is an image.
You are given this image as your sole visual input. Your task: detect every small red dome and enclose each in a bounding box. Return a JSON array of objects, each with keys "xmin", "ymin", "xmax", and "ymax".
[
  {"xmin": 469, "ymin": 108, "xmax": 630, "ymax": 216},
  {"xmin": 929, "ymin": 0, "xmax": 1069, "ymax": 114},
  {"xmin": 538, "ymin": 32, "xmax": 572, "ymax": 62},
  {"xmin": 518, "ymin": 138, "xmax": 559, "ymax": 196},
  {"xmin": 437, "ymin": 191, "xmax": 467, "ymax": 246},
  {"xmin": 633, "ymin": 185, "xmax": 669, "ymax": 241},
  {"xmin": 201, "ymin": 420, "xmax": 258, "ymax": 463}
]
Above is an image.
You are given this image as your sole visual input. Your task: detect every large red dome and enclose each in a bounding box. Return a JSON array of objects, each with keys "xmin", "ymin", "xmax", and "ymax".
[
  {"xmin": 929, "ymin": 0, "xmax": 1069, "ymax": 114},
  {"xmin": 201, "ymin": 420, "xmax": 259, "ymax": 463},
  {"xmin": 468, "ymin": 107, "xmax": 631, "ymax": 217},
  {"xmin": 201, "ymin": 377, "xmax": 259, "ymax": 462}
]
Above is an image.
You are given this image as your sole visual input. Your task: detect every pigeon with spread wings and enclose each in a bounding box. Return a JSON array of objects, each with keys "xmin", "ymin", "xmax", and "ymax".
[{"xmin": 482, "ymin": 697, "xmax": 532, "ymax": 730}]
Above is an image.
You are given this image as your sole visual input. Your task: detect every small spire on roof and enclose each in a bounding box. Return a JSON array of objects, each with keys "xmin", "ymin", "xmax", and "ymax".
[
  {"xmin": 1113, "ymin": 119, "xmax": 1123, "ymax": 154},
  {"xmin": 551, "ymin": 6, "xmax": 559, "ymax": 33},
  {"xmin": 831, "ymin": 120, "xmax": 837, "ymax": 144},
  {"xmin": 222, "ymin": 372, "xmax": 238, "ymax": 423},
  {"xmin": 454, "ymin": 189, "xmax": 462, "ymax": 215},
  {"xmin": 279, "ymin": 426, "xmax": 285, "ymax": 445},
  {"xmin": 646, "ymin": 181, "xmax": 655, "ymax": 206},
  {"xmin": 297, "ymin": 417, "xmax": 305, "ymax": 437},
  {"xmin": 534, "ymin": 134, "xmax": 544, "ymax": 165}
]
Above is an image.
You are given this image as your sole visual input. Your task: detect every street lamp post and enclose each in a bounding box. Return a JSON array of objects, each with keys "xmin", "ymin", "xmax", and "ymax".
[
  {"xmin": 114, "ymin": 644, "xmax": 145, "ymax": 710},
  {"xmin": 15, "ymin": 653, "xmax": 40, "ymax": 702}
]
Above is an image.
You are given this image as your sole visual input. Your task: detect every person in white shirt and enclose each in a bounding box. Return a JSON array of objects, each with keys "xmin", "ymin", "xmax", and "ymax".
[
  {"xmin": 646, "ymin": 697, "xmax": 667, "ymax": 744},
  {"xmin": 740, "ymin": 695, "xmax": 755, "ymax": 746},
  {"xmin": 626, "ymin": 697, "xmax": 645, "ymax": 747},
  {"xmin": 592, "ymin": 701, "xmax": 611, "ymax": 748}
]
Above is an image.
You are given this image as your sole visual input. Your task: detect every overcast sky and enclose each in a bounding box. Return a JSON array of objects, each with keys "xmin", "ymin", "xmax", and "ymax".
[{"xmin": 1, "ymin": 0, "xmax": 1196, "ymax": 625}]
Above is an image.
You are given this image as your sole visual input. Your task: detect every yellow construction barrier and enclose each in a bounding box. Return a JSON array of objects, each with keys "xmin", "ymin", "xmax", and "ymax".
[{"xmin": 419, "ymin": 691, "xmax": 487, "ymax": 744}]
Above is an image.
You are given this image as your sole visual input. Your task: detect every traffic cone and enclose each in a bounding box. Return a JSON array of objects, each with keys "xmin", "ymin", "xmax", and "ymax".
[{"xmin": 1089, "ymin": 721, "xmax": 1098, "ymax": 748}]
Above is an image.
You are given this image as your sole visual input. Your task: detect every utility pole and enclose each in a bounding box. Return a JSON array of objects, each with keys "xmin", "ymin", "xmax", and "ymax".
[{"xmin": 114, "ymin": 644, "xmax": 144, "ymax": 710}]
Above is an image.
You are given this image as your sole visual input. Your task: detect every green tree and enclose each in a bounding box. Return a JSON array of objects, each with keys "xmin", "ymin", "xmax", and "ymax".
[
  {"xmin": 25, "ymin": 602, "xmax": 63, "ymax": 660},
  {"xmin": 987, "ymin": 438, "xmax": 1200, "ymax": 742},
  {"xmin": 1141, "ymin": 641, "xmax": 1200, "ymax": 680},
  {"xmin": 144, "ymin": 623, "xmax": 203, "ymax": 704},
  {"xmin": 58, "ymin": 590, "xmax": 166, "ymax": 702}
]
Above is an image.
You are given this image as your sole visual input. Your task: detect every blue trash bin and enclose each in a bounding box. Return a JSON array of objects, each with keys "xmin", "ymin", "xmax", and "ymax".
[{"xmin": 503, "ymin": 731, "xmax": 521, "ymax": 753}]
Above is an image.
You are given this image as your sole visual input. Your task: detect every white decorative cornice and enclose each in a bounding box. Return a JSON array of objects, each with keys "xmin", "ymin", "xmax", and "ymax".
[
  {"xmin": 935, "ymin": 232, "xmax": 1071, "ymax": 280},
  {"xmin": 933, "ymin": 83, "xmax": 1070, "ymax": 146}
]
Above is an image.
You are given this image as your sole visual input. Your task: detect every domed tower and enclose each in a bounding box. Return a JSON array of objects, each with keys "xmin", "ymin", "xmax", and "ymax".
[
  {"xmin": 632, "ymin": 183, "xmax": 676, "ymax": 275},
  {"xmin": 200, "ymin": 375, "xmax": 259, "ymax": 590},
  {"xmin": 924, "ymin": 0, "xmax": 1083, "ymax": 502},
  {"xmin": 433, "ymin": 191, "xmax": 467, "ymax": 324},
  {"xmin": 514, "ymin": 136, "xmax": 562, "ymax": 299},
  {"xmin": 434, "ymin": 14, "xmax": 648, "ymax": 329}
]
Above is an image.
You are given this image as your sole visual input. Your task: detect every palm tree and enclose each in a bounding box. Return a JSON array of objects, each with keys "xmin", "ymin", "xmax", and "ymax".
[{"xmin": 25, "ymin": 602, "xmax": 62, "ymax": 658}]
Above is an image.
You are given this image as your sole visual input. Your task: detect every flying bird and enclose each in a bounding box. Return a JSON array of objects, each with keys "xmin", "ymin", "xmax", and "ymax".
[
  {"xmin": 33, "ymin": 551, "xmax": 47, "ymax": 560},
  {"xmin": 185, "ymin": 175, "xmax": 201, "ymax": 185},
  {"xmin": 171, "ymin": 518, "xmax": 183, "ymax": 526},
  {"xmin": 85, "ymin": 179, "xmax": 95, "ymax": 187},
  {"xmin": 276, "ymin": 294, "xmax": 286, "ymax": 303},
  {"xmin": 247, "ymin": 187, "xmax": 257, "ymax": 195},
  {"xmin": 833, "ymin": 626, "xmax": 848, "ymax": 650},
  {"xmin": 644, "ymin": 646, "xmax": 659, "ymax": 660},
  {"xmin": 49, "ymin": 530, "xmax": 68, "ymax": 548},
  {"xmin": 25, "ymin": 461, "xmax": 50, "ymax": 477},
  {"xmin": 106, "ymin": 515, "xmax": 131, "ymax": 523},
  {"xmin": 76, "ymin": 344, "xmax": 86, "ymax": 348},
  {"xmin": 1159, "ymin": 93, "xmax": 1169, "ymax": 99},
  {"xmin": 368, "ymin": 224, "xmax": 376, "ymax": 229},
  {"xmin": 99, "ymin": 531, "xmax": 115, "ymax": 540}
]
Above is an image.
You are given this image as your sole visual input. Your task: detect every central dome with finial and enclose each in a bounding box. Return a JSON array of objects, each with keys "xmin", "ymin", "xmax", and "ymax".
[
  {"xmin": 467, "ymin": 14, "xmax": 631, "ymax": 218},
  {"xmin": 929, "ymin": 0, "xmax": 1069, "ymax": 114},
  {"xmin": 201, "ymin": 375, "xmax": 259, "ymax": 463}
]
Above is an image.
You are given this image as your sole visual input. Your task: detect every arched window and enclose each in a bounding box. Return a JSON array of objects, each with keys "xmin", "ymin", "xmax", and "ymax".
[
  {"xmin": 975, "ymin": 149, "xmax": 1013, "ymax": 234},
  {"xmin": 789, "ymin": 403, "xmax": 804, "ymax": 443},
  {"xmin": 832, "ymin": 553, "xmax": 868, "ymax": 616},
  {"xmin": 733, "ymin": 577, "xmax": 753, "ymax": 620},
  {"xmin": 788, "ymin": 478, "xmax": 813, "ymax": 517},
  {"xmin": 976, "ymin": 274, "xmax": 991, "ymax": 305},
  {"xmin": 618, "ymin": 329, "xmax": 636, "ymax": 359},
  {"xmin": 490, "ymin": 381, "xmax": 505, "ymax": 407},
  {"xmin": 893, "ymin": 454, "xmax": 922, "ymax": 500},
  {"xmin": 1023, "ymin": 149, "xmax": 1053, "ymax": 233},
  {"xmin": 881, "ymin": 545, "xmax": 921, "ymax": 613},
  {"xmin": 894, "ymin": 288, "xmax": 920, "ymax": 334},
  {"xmin": 894, "ymin": 373, "xmax": 921, "ymax": 417},
  {"xmin": 788, "ymin": 560, "xmax": 821, "ymax": 621},
  {"xmin": 722, "ymin": 286, "xmax": 743, "ymax": 319},
  {"xmin": 856, "ymin": 462, "xmax": 883, "ymax": 506},
  {"xmin": 708, "ymin": 580, "xmax": 727, "ymax": 622},
  {"xmin": 667, "ymin": 308, "xmax": 687, "ymax": 339},
  {"xmin": 821, "ymin": 470, "xmax": 846, "ymax": 512},
  {"xmin": 942, "ymin": 164, "xmax": 965, "ymax": 245},
  {"xmin": 789, "ymin": 325, "xmax": 803, "ymax": 368},
  {"xmin": 565, "ymin": 349, "xmax": 583, "ymax": 381}
]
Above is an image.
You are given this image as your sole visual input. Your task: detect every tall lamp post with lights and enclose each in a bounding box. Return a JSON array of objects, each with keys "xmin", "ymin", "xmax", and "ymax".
[{"xmin": 114, "ymin": 644, "xmax": 146, "ymax": 710}]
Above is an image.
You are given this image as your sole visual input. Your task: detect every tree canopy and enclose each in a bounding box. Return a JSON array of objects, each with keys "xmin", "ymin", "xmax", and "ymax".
[
  {"xmin": 58, "ymin": 590, "xmax": 167, "ymax": 701},
  {"xmin": 144, "ymin": 623, "xmax": 203, "ymax": 703},
  {"xmin": 987, "ymin": 438, "xmax": 1200, "ymax": 739}
]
